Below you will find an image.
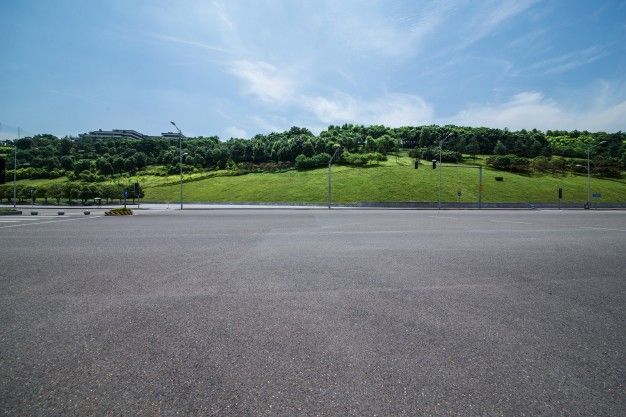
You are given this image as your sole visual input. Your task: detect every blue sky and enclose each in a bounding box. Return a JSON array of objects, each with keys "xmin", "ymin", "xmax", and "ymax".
[{"xmin": 1, "ymin": 0, "xmax": 625, "ymax": 139}]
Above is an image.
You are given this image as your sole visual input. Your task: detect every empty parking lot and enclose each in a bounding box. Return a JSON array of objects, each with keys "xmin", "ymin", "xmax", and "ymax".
[{"xmin": 1, "ymin": 209, "xmax": 625, "ymax": 416}]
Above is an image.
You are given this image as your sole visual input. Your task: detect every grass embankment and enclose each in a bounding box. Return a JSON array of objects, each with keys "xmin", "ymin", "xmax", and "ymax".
[
  {"xmin": 145, "ymin": 155, "xmax": 625, "ymax": 203},
  {"xmin": 14, "ymin": 155, "xmax": 626, "ymax": 203}
]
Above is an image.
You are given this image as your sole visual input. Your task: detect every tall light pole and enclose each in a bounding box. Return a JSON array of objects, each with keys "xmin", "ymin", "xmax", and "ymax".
[
  {"xmin": 13, "ymin": 128, "xmax": 19, "ymax": 208},
  {"xmin": 170, "ymin": 121, "xmax": 184, "ymax": 210},
  {"xmin": 328, "ymin": 146, "xmax": 343, "ymax": 210},
  {"xmin": 438, "ymin": 133, "xmax": 453, "ymax": 210},
  {"xmin": 577, "ymin": 141, "xmax": 605, "ymax": 209}
]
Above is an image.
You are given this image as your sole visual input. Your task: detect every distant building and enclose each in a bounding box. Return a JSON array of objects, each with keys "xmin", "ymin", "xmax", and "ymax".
[
  {"xmin": 79, "ymin": 129, "xmax": 183, "ymax": 140},
  {"xmin": 161, "ymin": 132, "xmax": 182, "ymax": 139},
  {"xmin": 80, "ymin": 129, "xmax": 147, "ymax": 140}
]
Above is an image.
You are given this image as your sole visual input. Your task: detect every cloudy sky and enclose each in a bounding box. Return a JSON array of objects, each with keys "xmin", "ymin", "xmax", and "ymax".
[{"xmin": 1, "ymin": 0, "xmax": 625, "ymax": 139}]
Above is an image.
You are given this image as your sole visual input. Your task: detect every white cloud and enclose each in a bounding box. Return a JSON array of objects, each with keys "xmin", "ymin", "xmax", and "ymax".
[
  {"xmin": 230, "ymin": 59, "xmax": 434, "ymax": 127},
  {"xmin": 223, "ymin": 126, "xmax": 247, "ymax": 138},
  {"xmin": 460, "ymin": 0, "xmax": 541, "ymax": 48},
  {"xmin": 529, "ymin": 46, "xmax": 608, "ymax": 75},
  {"xmin": 213, "ymin": 1, "xmax": 234, "ymax": 29},
  {"xmin": 230, "ymin": 60, "xmax": 295, "ymax": 103},
  {"xmin": 148, "ymin": 33, "xmax": 224, "ymax": 52},
  {"xmin": 327, "ymin": 0, "xmax": 455, "ymax": 57},
  {"xmin": 302, "ymin": 92, "xmax": 434, "ymax": 127},
  {"xmin": 449, "ymin": 90, "xmax": 626, "ymax": 131}
]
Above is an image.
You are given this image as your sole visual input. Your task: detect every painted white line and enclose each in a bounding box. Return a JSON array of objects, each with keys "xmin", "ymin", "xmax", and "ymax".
[
  {"xmin": 265, "ymin": 230, "xmax": 418, "ymax": 236},
  {"xmin": 0, "ymin": 216, "xmax": 100, "ymax": 229},
  {"xmin": 0, "ymin": 220, "xmax": 19, "ymax": 223},
  {"xmin": 0, "ymin": 216, "xmax": 69, "ymax": 220},
  {"xmin": 428, "ymin": 215, "xmax": 459, "ymax": 220},
  {"xmin": 577, "ymin": 226, "xmax": 626, "ymax": 232},
  {"xmin": 489, "ymin": 220, "xmax": 533, "ymax": 225}
]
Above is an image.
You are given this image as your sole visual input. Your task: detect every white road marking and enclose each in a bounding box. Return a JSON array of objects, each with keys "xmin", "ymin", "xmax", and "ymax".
[
  {"xmin": 0, "ymin": 215, "xmax": 102, "ymax": 229},
  {"xmin": 489, "ymin": 220, "xmax": 533, "ymax": 225},
  {"xmin": 428, "ymin": 215, "xmax": 459, "ymax": 220},
  {"xmin": 577, "ymin": 226, "xmax": 626, "ymax": 232}
]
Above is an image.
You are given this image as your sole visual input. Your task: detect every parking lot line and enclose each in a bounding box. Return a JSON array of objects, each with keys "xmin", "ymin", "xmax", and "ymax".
[{"xmin": 0, "ymin": 216, "xmax": 101, "ymax": 229}]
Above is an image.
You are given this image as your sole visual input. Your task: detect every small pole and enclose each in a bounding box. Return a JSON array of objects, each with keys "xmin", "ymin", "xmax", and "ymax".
[
  {"xmin": 179, "ymin": 132, "xmax": 183, "ymax": 210},
  {"xmin": 586, "ymin": 148, "xmax": 591, "ymax": 209},
  {"xmin": 478, "ymin": 165, "xmax": 482, "ymax": 209},
  {"xmin": 327, "ymin": 147, "xmax": 342, "ymax": 210},
  {"xmin": 438, "ymin": 143, "xmax": 442, "ymax": 210},
  {"xmin": 328, "ymin": 162, "xmax": 332, "ymax": 210},
  {"xmin": 13, "ymin": 127, "xmax": 19, "ymax": 208}
]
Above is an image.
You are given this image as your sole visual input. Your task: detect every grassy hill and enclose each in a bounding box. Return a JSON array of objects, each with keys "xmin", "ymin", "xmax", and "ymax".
[{"xmin": 12, "ymin": 155, "xmax": 626, "ymax": 204}]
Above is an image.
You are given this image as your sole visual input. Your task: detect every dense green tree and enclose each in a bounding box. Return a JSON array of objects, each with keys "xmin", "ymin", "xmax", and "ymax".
[
  {"xmin": 494, "ymin": 140, "xmax": 507, "ymax": 155},
  {"xmin": 48, "ymin": 183, "xmax": 64, "ymax": 204}
]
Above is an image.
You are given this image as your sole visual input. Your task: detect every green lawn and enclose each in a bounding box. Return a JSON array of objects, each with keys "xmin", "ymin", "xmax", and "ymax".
[
  {"xmin": 145, "ymin": 156, "xmax": 625, "ymax": 204},
  {"xmin": 13, "ymin": 155, "xmax": 626, "ymax": 203}
]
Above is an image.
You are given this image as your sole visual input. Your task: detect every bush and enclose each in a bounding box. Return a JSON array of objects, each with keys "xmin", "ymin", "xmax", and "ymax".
[
  {"xmin": 548, "ymin": 156, "xmax": 567, "ymax": 172},
  {"xmin": 295, "ymin": 153, "xmax": 330, "ymax": 170},
  {"xmin": 530, "ymin": 156, "xmax": 550, "ymax": 172},
  {"xmin": 341, "ymin": 152, "xmax": 386, "ymax": 167},
  {"xmin": 486, "ymin": 154, "xmax": 530, "ymax": 173},
  {"xmin": 592, "ymin": 157, "xmax": 622, "ymax": 178},
  {"xmin": 6, "ymin": 167, "xmax": 64, "ymax": 180},
  {"xmin": 410, "ymin": 147, "xmax": 462, "ymax": 163}
]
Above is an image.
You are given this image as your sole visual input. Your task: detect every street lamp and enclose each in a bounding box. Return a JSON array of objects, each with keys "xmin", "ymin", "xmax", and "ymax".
[
  {"xmin": 327, "ymin": 146, "xmax": 343, "ymax": 210},
  {"xmin": 170, "ymin": 121, "xmax": 184, "ymax": 210},
  {"xmin": 12, "ymin": 127, "xmax": 19, "ymax": 208},
  {"xmin": 437, "ymin": 133, "xmax": 453, "ymax": 210},
  {"xmin": 576, "ymin": 141, "xmax": 606, "ymax": 209}
]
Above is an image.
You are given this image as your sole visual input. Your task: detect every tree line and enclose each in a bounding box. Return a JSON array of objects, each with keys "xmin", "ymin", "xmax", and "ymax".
[
  {"xmin": 0, "ymin": 182, "xmax": 143, "ymax": 205},
  {"xmin": 1, "ymin": 124, "xmax": 624, "ymax": 181}
]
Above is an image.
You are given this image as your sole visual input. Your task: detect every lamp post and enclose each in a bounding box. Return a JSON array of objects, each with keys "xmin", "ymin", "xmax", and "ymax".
[
  {"xmin": 576, "ymin": 141, "xmax": 605, "ymax": 209},
  {"xmin": 170, "ymin": 121, "xmax": 184, "ymax": 210},
  {"xmin": 438, "ymin": 133, "xmax": 453, "ymax": 210},
  {"xmin": 327, "ymin": 146, "xmax": 343, "ymax": 210},
  {"xmin": 12, "ymin": 127, "xmax": 19, "ymax": 208}
]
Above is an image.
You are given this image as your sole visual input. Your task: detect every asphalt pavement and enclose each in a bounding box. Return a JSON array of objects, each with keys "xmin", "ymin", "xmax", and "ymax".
[{"xmin": 1, "ymin": 209, "xmax": 625, "ymax": 416}]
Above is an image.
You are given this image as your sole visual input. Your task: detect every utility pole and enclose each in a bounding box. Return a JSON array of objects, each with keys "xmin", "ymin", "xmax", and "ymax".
[
  {"xmin": 478, "ymin": 165, "xmax": 482, "ymax": 209},
  {"xmin": 13, "ymin": 128, "xmax": 19, "ymax": 208},
  {"xmin": 170, "ymin": 121, "xmax": 184, "ymax": 210},
  {"xmin": 576, "ymin": 141, "xmax": 604, "ymax": 209},
  {"xmin": 327, "ymin": 147, "xmax": 343, "ymax": 210},
  {"xmin": 437, "ymin": 133, "xmax": 452, "ymax": 210},
  {"xmin": 586, "ymin": 148, "xmax": 591, "ymax": 209}
]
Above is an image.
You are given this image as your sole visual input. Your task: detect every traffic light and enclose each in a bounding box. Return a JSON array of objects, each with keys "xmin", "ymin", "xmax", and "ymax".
[
  {"xmin": 432, "ymin": 159, "xmax": 437, "ymax": 169},
  {"xmin": 558, "ymin": 188, "xmax": 563, "ymax": 199},
  {"xmin": 0, "ymin": 158, "xmax": 5, "ymax": 184},
  {"xmin": 414, "ymin": 160, "xmax": 419, "ymax": 169}
]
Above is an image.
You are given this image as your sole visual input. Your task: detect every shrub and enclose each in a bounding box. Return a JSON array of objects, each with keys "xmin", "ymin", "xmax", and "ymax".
[
  {"xmin": 486, "ymin": 154, "xmax": 530, "ymax": 173},
  {"xmin": 410, "ymin": 147, "xmax": 462, "ymax": 163},
  {"xmin": 548, "ymin": 156, "xmax": 567, "ymax": 172},
  {"xmin": 530, "ymin": 156, "xmax": 550, "ymax": 172},
  {"xmin": 341, "ymin": 152, "xmax": 386, "ymax": 167},
  {"xmin": 295, "ymin": 153, "xmax": 330, "ymax": 170}
]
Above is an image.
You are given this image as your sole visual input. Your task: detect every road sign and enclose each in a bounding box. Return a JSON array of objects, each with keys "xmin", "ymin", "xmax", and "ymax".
[
  {"xmin": 124, "ymin": 190, "xmax": 129, "ymax": 198},
  {"xmin": 456, "ymin": 191, "xmax": 462, "ymax": 197},
  {"xmin": 592, "ymin": 193, "xmax": 601, "ymax": 199}
]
